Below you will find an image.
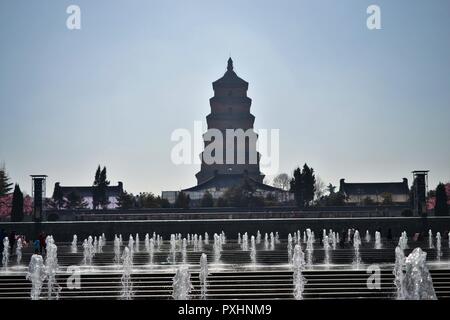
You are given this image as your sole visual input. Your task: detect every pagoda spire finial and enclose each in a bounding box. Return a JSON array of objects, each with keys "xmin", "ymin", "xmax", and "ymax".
[{"xmin": 227, "ymin": 57, "xmax": 233, "ymax": 71}]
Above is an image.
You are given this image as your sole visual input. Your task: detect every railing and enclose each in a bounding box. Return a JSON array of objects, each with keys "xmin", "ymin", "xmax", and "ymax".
[{"xmin": 56, "ymin": 209, "xmax": 408, "ymax": 221}]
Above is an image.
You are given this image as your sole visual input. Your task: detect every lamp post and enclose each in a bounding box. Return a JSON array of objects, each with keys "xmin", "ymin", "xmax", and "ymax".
[{"xmin": 30, "ymin": 175, "xmax": 47, "ymax": 222}]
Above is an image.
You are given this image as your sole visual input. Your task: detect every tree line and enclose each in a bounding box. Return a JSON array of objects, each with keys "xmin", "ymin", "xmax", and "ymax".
[{"xmin": 2, "ymin": 162, "xmax": 449, "ymax": 216}]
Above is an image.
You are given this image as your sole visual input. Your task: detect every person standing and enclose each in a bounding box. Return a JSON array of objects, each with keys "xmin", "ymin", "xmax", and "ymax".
[
  {"xmin": 8, "ymin": 230, "xmax": 16, "ymax": 255},
  {"xmin": 38, "ymin": 232, "xmax": 46, "ymax": 255}
]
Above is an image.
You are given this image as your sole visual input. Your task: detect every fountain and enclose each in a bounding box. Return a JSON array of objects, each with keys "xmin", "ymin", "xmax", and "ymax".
[
  {"xmin": 172, "ymin": 265, "xmax": 193, "ymax": 300},
  {"xmin": 16, "ymin": 238, "xmax": 23, "ymax": 265},
  {"xmin": 149, "ymin": 238, "xmax": 155, "ymax": 265},
  {"xmin": 256, "ymin": 230, "xmax": 261, "ymax": 244},
  {"xmin": 204, "ymin": 232, "xmax": 209, "ymax": 245},
  {"xmin": 145, "ymin": 233, "xmax": 150, "ymax": 252},
  {"xmin": 114, "ymin": 235, "xmax": 121, "ymax": 264},
  {"xmin": 436, "ymin": 232, "xmax": 442, "ymax": 260},
  {"xmin": 331, "ymin": 232, "xmax": 337, "ymax": 250},
  {"xmin": 269, "ymin": 232, "xmax": 275, "ymax": 250},
  {"xmin": 305, "ymin": 229, "xmax": 314, "ymax": 268},
  {"xmin": 292, "ymin": 244, "xmax": 307, "ymax": 300},
  {"xmin": 182, "ymin": 238, "xmax": 187, "ymax": 263},
  {"xmin": 353, "ymin": 230, "xmax": 362, "ymax": 268},
  {"xmin": 213, "ymin": 233, "xmax": 221, "ymax": 263},
  {"xmin": 45, "ymin": 236, "xmax": 61, "ymax": 299},
  {"xmin": 242, "ymin": 232, "xmax": 248, "ymax": 251},
  {"xmin": 128, "ymin": 235, "xmax": 135, "ymax": 257},
  {"xmin": 323, "ymin": 235, "xmax": 330, "ymax": 265},
  {"xmin": 398, "ymin": 231, "xmax": 408, "ymax": 251},
  {"xmin": 135, "ymin": 233, "xmax": 140, "ymax": 252},
  {"xmin": 448, "ymin": 232, "xmax": 450, "ymax": 249},
  {"xmin": 237, "ymin": 233, "xmax": 241, "ymax": 245},
  {"xmin": 98, "ymin": 235, "xmax": 104, "ymax": 253},
  {"xmin": 398, "ymin": 248, "xmax": 437, "ymax": 300},
  {"xmin": 193, "ymin": 234, "xmax": 199, "ymax": 251},
  {"xmin": 199, "ymin": 253, "xmax": 208, "ymax": 299},
  {"xmin": 428, "ymin": 230, "xmax": 434, "ymax": 249},
  {"xmin": 82, "ymin": 237, "xmax": 94, "ymax": 266},
  {"xmin": 264, "ymin": 233, "xmax": 269, "ymax": 250},
  {"xmin": 199, "ymin": 235, "xmax": 204, "ymax": 251},
  {"xmin": 71, "ymin": 235, "xmax": 77, "ymax": 253},
  {"xmin": 26, "ymin": 254, "xmax": 46, "ymax": 300},
  {"xmin": 93, "ymin": 236, "xmax": 98, "ymax": 254},
  {"xmin": 250, "ymin": 235, "xmax": 256, "ymax": 265},
  {"xmin": 2, "ymin": 237, "xmax": 9, "ymax": 269},
  {"xmin": 120, "ymin": 247, "xmax": 134, "ymax": 300},
  {"xmin": 168, "ymin": 234, "xmax": 177, "ymax": 264},
  {"xmin": 365, "ymin": 230, "xmax": 371, "ymax": 243},
  {"xmin": 287, "ymin": 234, "xmax": 293, "ymax": 264},
  {"xmin": 375, "ymin": 231, "xmax": 382, "ymax": 249},
  {"xmin": 157, "ymin": 235, "xmax": 162, "ymax": 250},
  {"xmin": 393, "ymin": 246, "xmax": 405, "ymax": 299}
]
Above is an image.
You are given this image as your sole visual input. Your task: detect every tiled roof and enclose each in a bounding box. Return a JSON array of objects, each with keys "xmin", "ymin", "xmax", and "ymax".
[
  {"xmin": 340, "ymin": 178, "xmax": 409, "ymax": 195},
  {"xmin": 182, "ymin": 174, "xmax": 283, "ymax": 193},
  {"xmin": 55, "ymin": 182, "xmax": 123, "ymax": 198}
]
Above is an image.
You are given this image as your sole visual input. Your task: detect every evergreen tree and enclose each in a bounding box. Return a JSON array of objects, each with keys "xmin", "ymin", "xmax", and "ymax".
[
  {"xmin": 0, "ymin": 166, "xmax": 13, "ymax": 196},
  {"xmin": 325, "ymin": 192, "xmax": 346, "ymax": 206},
  {"xmin": 302, "ymin": 164, "xmax": 316, "ymax": 206},
  {"xmin": 92, "ymin": 165, "xmax": 102, "ymax": 209},
  {"xmin": 94, "ymin": 165, "xmax": 101, "ymax": 185},
  {"xmin": 435, "ymin": 183, "xmax": 449, "ymax": 216},
  {"xmin": 327, "ymin": 183, "xmax": 336, "ymax": 195},
  {"xmin": 11, "ymin": 184, "xmax": 24, "ymax": 222},
  {"xmin": 98, "ymin": 167, "xmax": 110, "ymax": 209},
  {"xmin": 66, "ymin": 191, "xmax": 88, "ymax": 210},
  {"xmin": 290, "ymin": 164, "xmax": 316, "ymax": 207},
  {"xmin": 136, "ymin": 192, "xmax": 158, "ymax": 208},
  {"xmin": 201, "ymin": 191, "xmax": 214, "ymax": 207},
  {"xmin": 116, "ymin": 191, "xmax": 134, "ymax": 209},
  {"xmin": 290, "ymin": 167, "xmax": 304, "ymax": 207},
  {"xmin": 92, "ymin": 165, "xmax": 110, "ymax": 209},
  {"xmin": 156, "ymin": 196, "xmax": 170, "ymax": 208}
]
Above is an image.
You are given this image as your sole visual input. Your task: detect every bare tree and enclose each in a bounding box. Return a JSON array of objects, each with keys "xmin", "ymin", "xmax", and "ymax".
[
  {"xmin": 273, "ymin": 173, "xmax": 290, "ymax": 191},
  {"xmin": 314, "ymin": 176, "xmax": 326, "ymax": 201}
]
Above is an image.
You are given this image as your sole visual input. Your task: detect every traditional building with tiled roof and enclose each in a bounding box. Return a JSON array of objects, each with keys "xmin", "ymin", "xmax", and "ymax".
[{"xmin": 339, "ymin": 178, "xmax": 410, "ymax": 204}]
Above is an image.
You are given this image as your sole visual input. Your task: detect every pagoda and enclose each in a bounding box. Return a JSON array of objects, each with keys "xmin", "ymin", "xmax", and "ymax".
[{"xmin": 182, "ymin": 58, "xmax": 283, "ymax": 198}]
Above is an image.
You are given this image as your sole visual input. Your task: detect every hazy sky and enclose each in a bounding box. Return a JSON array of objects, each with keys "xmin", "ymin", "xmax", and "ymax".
[{"xmin": 1, "ymin": 0, "xmax": 449, "ymax": 196}]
